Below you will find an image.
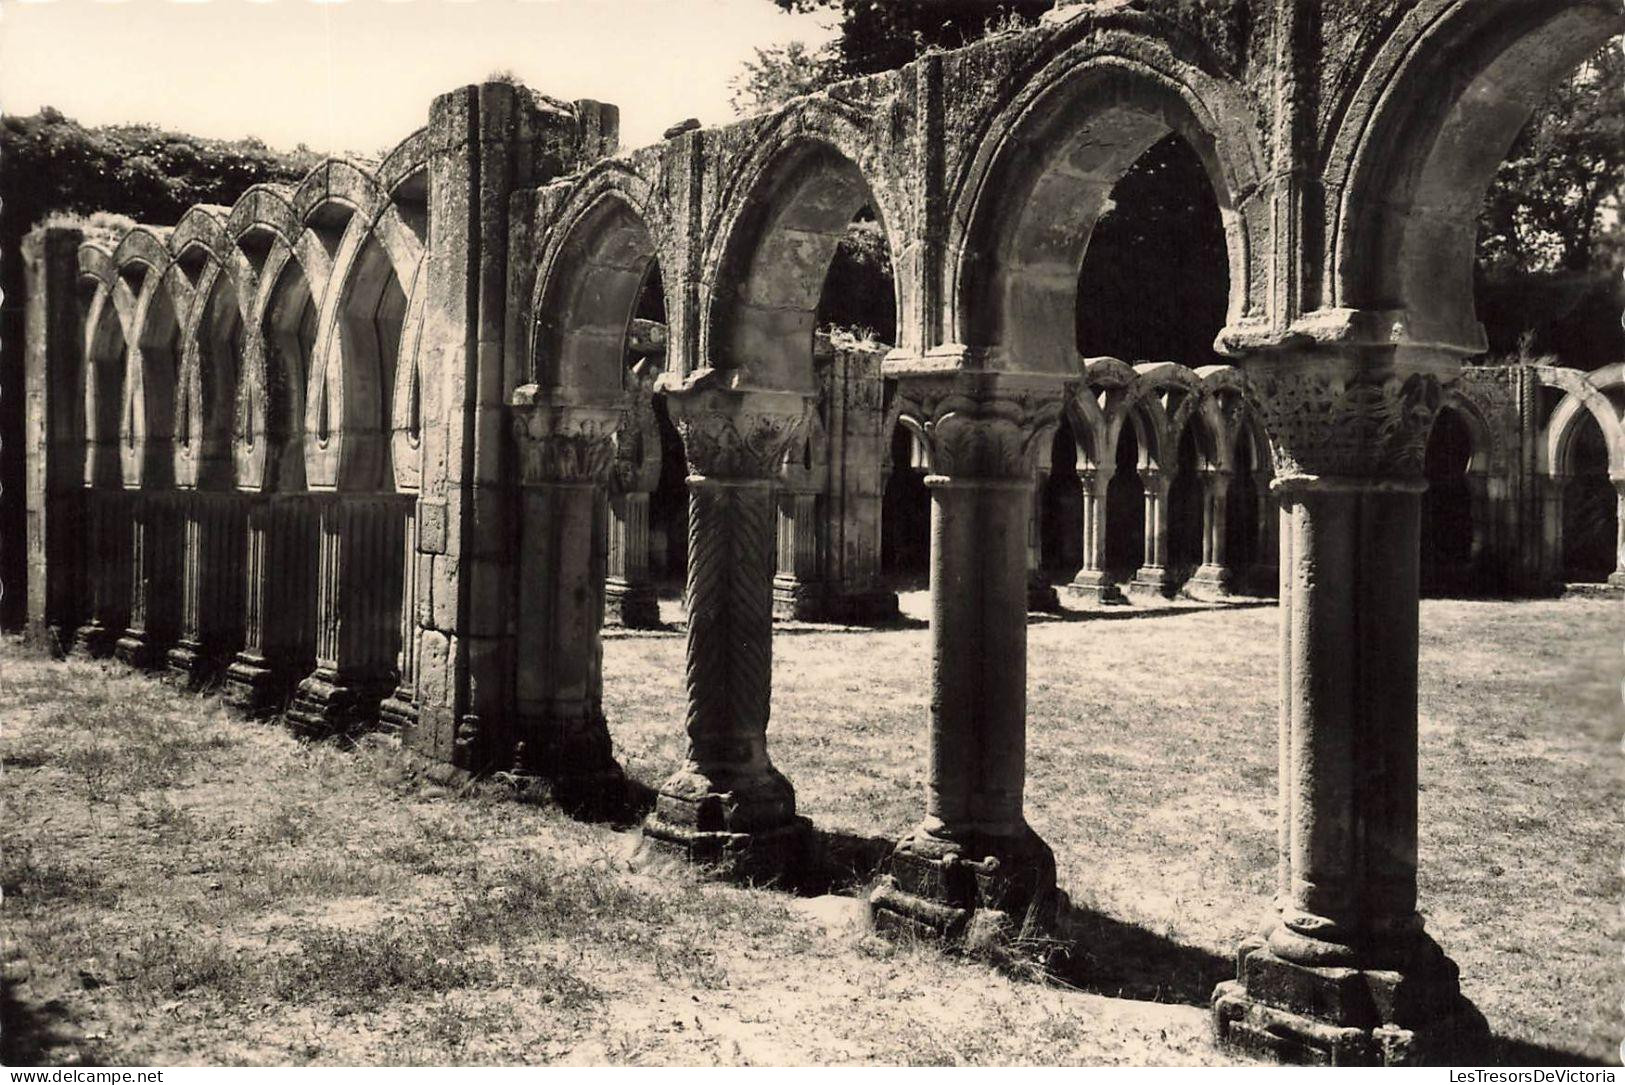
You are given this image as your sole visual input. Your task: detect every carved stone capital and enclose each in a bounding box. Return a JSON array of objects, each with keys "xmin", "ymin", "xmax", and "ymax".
[
  {"xmin": 655, "ymin": 368, "xmax": 808, "ymax": 480},
  {"xmin": 1246, "ymin": 363, "xmax": 1445, "ymax": 482},
  {"xmin": 896, "ymin": 373, "xmax": 1067, "ymax": 482},
  {"xmin": 510, "ymin": 384, "xmax": 626, "ymax": 486}
]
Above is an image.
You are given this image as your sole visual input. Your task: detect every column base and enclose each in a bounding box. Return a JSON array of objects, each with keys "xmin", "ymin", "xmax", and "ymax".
[
  {"xmin": 165, "ymin": 640, "xmax": 214, "ymax": 689},
  {"xmin": 1067, "ymin": 569, "xmax": 1123, "ymax": 603},
  {"xmin": 868, "ymin": 825, "xmax": 1057, "ymax": 944},
  {"xmin": 113, "ymin": 631, "xmax": 165, "ymax": 670},
  {"xmin": 377, "ymin": 688, "xmax": 419, "ymax": 733},
  {"xmin": 605, "ymin": 580, "xmax": 662, "ymax": 628},
  {"xmin": 641, "ymin": 764, "xmax": 808, "ymax": 880},
  {"xmin": 1607, "ymin": 571, "xmax": 1625, "ymax": 589},
  {"xmin": 1185, "ymin": 563, "xmax": 1239, "ymax": 598},
  {"xmin": 1129, "ymin": 565, "xmax": 1178, "ymax": 599},
  {"xmin": 511, "ymin": 713, "xmax": 629, "ymax": 819},
  {"xmin": 72, "ymin": 621, "xmax": 118, "ymax": 659},
  {"xmin": 772, "ymin": 577, "xmax": 900, "ymax": 624},
  {"xmin": 1211, "ymin": 938, "xmax": 1486, "ymax": 1066},
  {"xmin": 222, "ymin": 653, "xmax": 300, "ymax": 716},
  {"xmin": 1026, "ymin": 575, "xmax": 1060, "ymax": 613},
  {"xmin": 287, "ymin": 668, "xmax": 391, "ymax": 738}
]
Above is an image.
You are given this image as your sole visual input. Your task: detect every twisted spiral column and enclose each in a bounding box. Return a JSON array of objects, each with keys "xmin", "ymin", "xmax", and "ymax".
[{"xmin": 641, "ymin": 373, "xmax": 810, "ymax": 876}]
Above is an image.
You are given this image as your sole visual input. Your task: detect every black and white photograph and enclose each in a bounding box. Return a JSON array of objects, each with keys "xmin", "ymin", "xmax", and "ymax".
[{"xmin": 0, "ymin": 0, "xmax": 1621, "ymax": 1070}]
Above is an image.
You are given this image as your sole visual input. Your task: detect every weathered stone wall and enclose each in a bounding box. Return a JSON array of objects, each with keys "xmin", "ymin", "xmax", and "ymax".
[{"xmin": 17, "ymin": 0, "xmax": 1625, "ymax": 1066}]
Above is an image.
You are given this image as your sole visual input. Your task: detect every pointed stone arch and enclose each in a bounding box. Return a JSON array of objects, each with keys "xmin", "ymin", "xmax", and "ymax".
[{"xmin": 948, "ymin": 30, "xmax": 1266, "ymax": 372}]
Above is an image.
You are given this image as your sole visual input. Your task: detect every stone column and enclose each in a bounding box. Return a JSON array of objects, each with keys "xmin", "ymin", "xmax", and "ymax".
[
  {"xmin": 114, "ymin": 491, "xmax": 181, "ymax": 668},
  {"xmin": 1610, "ymin": 478, "xmax": 1625, "ymax": 589},
  {"xmin": 1070, "ymin": 465, "xmax": 1119, "ymax": 601},
  {"xmin": 641, "ymin": 371, "xmax": 810, "ymax": 876},
  {"xmin": 72, "ymin": 487, "xmax": 130, "ymax": 658},
  {"xmin": 509, "ymin": 386, "xmax": 627, "ymax": 810},
  {"xmin": 772, "ymin": 487, "xmax": 830, "ymax": 621},
  {"xmin": 378, "ymin": 502, "xmax": 423, "ymax": 732},
  {"xmin": 1212, "ymin": 360, "xmax": 1482, "ymax": 1065},
  {"xmin": 1191, "ymin": 469, "xmax": 1234, "ymax": 594},
  {"xmin": 1131, "ymin": 467, "xmax": 1174, "ymax": 596},
  {"xmin": 870, "ymin": 373, "xmax": 1062, "ymax": 942},
  {"xmin": 1026, "ymin": 466, "xmax": 1060, "ymax": 611},
  {"xmin": 1538, "ymin": 474, "xmax": 1565, "ymax": 589},
  {"xmin": 224, "ymin": 494, "xmax": 319, "ymax": 714},
  {"xmin": 606, "ymin": 491, "xmax": 661, "ymax": 627},
  {"xmin": 23, "ymin": 226, "xmax": 87, "ymax": 648},
  {"xmin": 167, "ymin": 490, "xmax": 248, "ymax": 686},
  {"xmin": 287, "ymin": 493, "xmax": 410, "ymax": 736}
]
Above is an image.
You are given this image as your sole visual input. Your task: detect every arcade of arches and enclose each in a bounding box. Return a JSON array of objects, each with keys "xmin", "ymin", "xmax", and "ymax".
[{"xmin": 19, "ymin": 0, "xmax": 1625, "ymax": 1066}]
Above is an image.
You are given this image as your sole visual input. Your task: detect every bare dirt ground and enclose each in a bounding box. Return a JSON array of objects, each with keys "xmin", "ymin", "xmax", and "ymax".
[{"xmin": 2, "ymin": 594, "xmax": 1618, "ymax": 1066}]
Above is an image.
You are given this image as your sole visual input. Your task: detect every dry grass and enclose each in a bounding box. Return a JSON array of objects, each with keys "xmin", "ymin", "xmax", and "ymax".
[{"xmin": 1, "ymin": 594, "xmax": 1618, "ymax": 1065}]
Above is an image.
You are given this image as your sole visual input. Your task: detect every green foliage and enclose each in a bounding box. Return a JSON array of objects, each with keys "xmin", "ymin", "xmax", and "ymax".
[{"xmin": 817, "ymin": 214, "xmax": 897, "ymax": 341}]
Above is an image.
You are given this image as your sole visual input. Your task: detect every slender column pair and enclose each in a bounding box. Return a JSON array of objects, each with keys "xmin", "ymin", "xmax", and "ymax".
[
  {"xmin": 640, "ymin": 371, "xmax": 811, "ymax": 875},
  {"xmin": 1212, "ymin": 357, "xmax": 1484, "ymax": 1065},
  {"xmin": 167, "ymin": 490, "xmax": 248, "ymax": 686},
  {"xmin": 870, "ymin": 373, "xmax": 1063, "ymax": 940},
  {"xmin": 509, "ymin": 385, "xmax": 627, "ymax": 811},
  {"xmin": 1070, "ymin": 465, "xmax": 1119, "ymax": 601},
  {"xmin": 1131, "ymin": 467, "xmax": 1175, "ymax": 596},
  {"xmin": 1190, "ymin": 469, "xmax": 1235, "ymax": 594},
  {"xmin": 286, "ymin": 494, "xmax": 410, "ymax": 736}
]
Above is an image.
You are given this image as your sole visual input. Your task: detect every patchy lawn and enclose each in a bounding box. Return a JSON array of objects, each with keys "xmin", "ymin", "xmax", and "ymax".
[{"xmin": 2, "ymin": 595, "xmax": 1618, "ymax": 1065}]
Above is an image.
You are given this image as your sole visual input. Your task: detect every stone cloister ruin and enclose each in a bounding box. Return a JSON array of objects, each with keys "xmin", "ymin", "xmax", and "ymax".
[{"xmin": 18, "ymin": 0, "xmax": 1625, "ymax": 1066}]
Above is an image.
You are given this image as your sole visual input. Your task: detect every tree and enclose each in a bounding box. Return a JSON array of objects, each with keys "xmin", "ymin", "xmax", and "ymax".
[{"xmin": 1477, "ymin": 41, "xmax": 1624, "ymax": 276}]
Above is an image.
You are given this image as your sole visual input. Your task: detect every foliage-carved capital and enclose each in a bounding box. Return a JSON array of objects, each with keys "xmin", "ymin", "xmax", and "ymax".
[
  {"xmin": 510, "ymin": 384, "xmax": 626, "ymax": 486},
  {"xmin": 898, "ymin": 373, "xmax": 1068, "ymax": 481},
  {"xmin": 656, "ymin": 368, "xmax": 808, "ymax": 480},
  {"xmin": 1247, "ymin": 364, "xmax": 1444, "ymax": 482}
]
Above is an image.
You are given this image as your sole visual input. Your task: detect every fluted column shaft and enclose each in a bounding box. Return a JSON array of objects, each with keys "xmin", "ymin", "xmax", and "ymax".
[
  {"xmin": 509, "ymin": 385, "xmax": 626, "ymax": 807},
  {"xmin": 287, "ymin": 494, "xmax": 410, "ymax": 735},
  {"xmin": 115, "ymin": 491, "xmax": 181, "ymax": 668},
  {"xmin": 871, "ymin": 374, "xmax": 1062, "ymax": 940},
  {"xmin": 642, "ymin": 373, "xmax": 809, "ymax": 874},
  {"xmin": 771, "ymin": 486, "xmax": 830, "ymax": 619},
  {"xmin": 225, "ymin": 494, "xmax": 320, "ymax": 714},
  {"xmin": 606, "ymin": 490, "xmax": 661, "ymax": 627},
  {"xmin": 379, "ymin": 504, "xmax": 423, "ymax": 731},
  {"xmin": 73, "ymin": 488, "xmax": 130, "ymax": 657},
  {"xmin": 168, "ymin": 490, "xmax": 248, "ymax": 685},
  {"xmin": 1214, "ymin": 357, "xmax": 1479, "ymax": 1065}
]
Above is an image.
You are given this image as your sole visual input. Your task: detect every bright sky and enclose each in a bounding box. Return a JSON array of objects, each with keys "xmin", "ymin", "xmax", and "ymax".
[{"xmin": 0, "ymin": 0, "xmax": 838, "ymax": 155}]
